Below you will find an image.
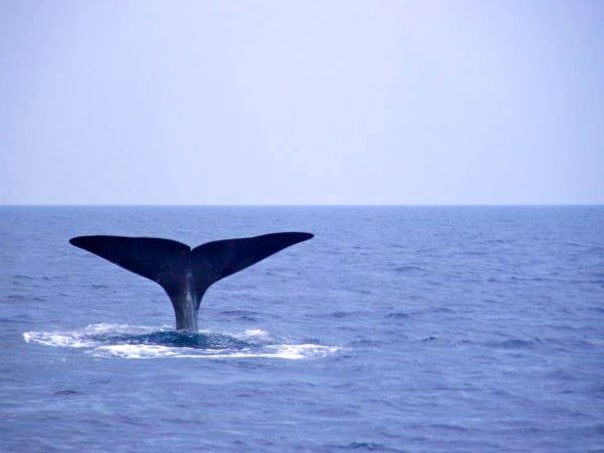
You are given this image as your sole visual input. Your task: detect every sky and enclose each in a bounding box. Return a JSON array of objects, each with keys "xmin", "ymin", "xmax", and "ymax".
[{"xmin": 1, "ymin": 0, "xmax": 603, "ymax": 205}]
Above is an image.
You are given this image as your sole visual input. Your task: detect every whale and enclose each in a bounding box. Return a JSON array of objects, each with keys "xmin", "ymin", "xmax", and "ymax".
[{"xmin": 69, "ymin": 232, "xmax": 313, "ymax": 332}]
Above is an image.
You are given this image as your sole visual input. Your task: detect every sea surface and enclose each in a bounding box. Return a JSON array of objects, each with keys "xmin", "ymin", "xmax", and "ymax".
[{"xmin": 1, "ymin": 206, "xmax": 603, "ymax": 452}]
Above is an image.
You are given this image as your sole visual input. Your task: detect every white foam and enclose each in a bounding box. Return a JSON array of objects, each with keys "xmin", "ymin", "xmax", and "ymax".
[
  {"xmin": 91, "ymin": 343, "xmax": 338, "ymax": 360},
  {"xmin": 23, "ymin": 323, "xmax": 160, "ymax": 349},
  {"xmin": 250, "ymin": 344, "xmax": 339, "ymax": 360},
  {"xmin": 24, "ymin": 330, "xmax": 95, "ymax": 348},
  {"xmin": 81, "ymin": 323, "xmax": 161, "ymax": 335},
  {"xmin": 94, "ymin": 344, "xmax": 183, "ymax": 359},
  {"xmin": 237, "ymin": 328, "xmax": 270, "ymax": 339},
  {"xmin": 23, "ymin": 324, "xmax": 339, "ymax": 361}
]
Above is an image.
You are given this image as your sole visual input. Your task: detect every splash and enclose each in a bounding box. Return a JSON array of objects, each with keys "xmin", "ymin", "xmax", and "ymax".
[{"xmin": 23, "ymin": 324, "xmax": 338, "ymax": 360}]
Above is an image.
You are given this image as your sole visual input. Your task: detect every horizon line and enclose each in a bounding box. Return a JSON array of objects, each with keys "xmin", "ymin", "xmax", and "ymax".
[{"xmin": 1, "ymin": 203, "xmax": 603, "ymax": 208}]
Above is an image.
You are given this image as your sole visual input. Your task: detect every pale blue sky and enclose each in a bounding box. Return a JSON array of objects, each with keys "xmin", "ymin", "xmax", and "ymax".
[{"xmin": 1, "ymin": 1, "xmax": 603, "ymax": 204}]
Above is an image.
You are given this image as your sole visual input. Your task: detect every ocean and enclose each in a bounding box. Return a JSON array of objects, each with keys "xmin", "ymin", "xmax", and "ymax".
[{"xmin": 1, "ymin": 206, "xmax": 603, "ymax": 452}]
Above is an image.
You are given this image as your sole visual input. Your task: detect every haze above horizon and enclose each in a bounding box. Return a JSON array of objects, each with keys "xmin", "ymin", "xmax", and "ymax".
[{"xmin": 1, "ymin": 1, "xmax": 603, "ymax": 205}]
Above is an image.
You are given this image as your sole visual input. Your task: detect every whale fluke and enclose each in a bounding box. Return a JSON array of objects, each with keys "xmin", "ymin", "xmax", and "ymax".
[{"xmin": 69, "ymin": 232, "xmax": 313, "ymax": 331}]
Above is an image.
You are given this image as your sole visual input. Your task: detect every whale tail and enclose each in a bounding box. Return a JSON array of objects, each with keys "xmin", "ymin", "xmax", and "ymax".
[{"xmin": 69, "ymin": 232, "xmax": 313, "ymax": 331}]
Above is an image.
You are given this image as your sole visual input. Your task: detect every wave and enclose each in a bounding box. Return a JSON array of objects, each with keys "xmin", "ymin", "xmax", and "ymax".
[{"xmin": 23, "ymin": 323, "xmax": 338, "ymax": 361}]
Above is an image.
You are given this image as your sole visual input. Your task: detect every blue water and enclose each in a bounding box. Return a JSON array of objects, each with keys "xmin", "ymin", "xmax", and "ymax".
[{"xmin": 1, "ymin": 206, "xmax": 603, "ymax": 452}]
